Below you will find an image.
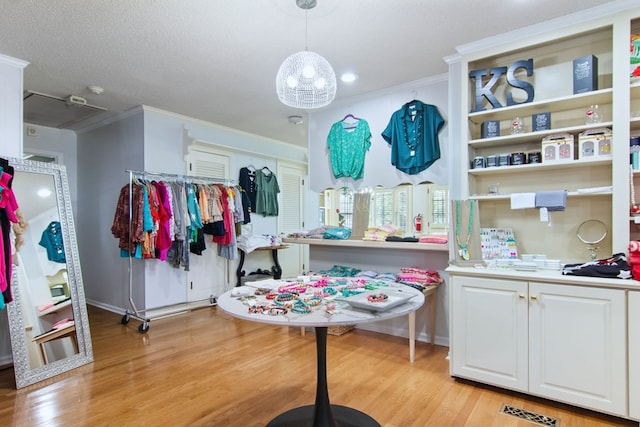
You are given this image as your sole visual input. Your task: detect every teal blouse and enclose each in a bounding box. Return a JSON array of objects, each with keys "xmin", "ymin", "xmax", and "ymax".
[{"xmin": 327, "ymin": 119, "xmax": 372, "ymax": 180}]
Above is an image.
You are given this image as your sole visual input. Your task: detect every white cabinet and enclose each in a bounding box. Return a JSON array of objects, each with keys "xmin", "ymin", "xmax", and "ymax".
[
  {"xmin": 450, "ymin": 274, "xmax": 627, "ymax": 416},
  {"xmin": 630, "ymin": 291, "xmax": 640, "ymax": 420},
  {"xmin": 528, "ymin": 281, "xmax": 626, "ymax": 415},
  {"xmin": 451, "ymin": 275, "xmax": 528, "ymax": 391}
]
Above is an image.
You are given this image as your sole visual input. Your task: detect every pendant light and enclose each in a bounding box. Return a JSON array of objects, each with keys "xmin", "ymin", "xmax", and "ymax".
[{"xmin": 276, "ymin": 0, "xmax": 337, "ymax": 109}]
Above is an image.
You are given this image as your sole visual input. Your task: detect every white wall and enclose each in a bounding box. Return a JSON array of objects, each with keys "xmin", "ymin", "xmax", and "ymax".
[
  {"xmin": 76, "ymin": 110, "xmax": 145, "ymax": 312},
  {"xmin": 308, "ymin": 74, "xmax": 450, "ymax": 192},
  {"xmin": 23, "ymin": 125, "xmax": 78, "ymax": 212}
]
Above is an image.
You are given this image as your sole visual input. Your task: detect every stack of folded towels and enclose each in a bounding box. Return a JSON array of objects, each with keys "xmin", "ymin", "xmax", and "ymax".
[{"xmin": 362, "ymin": 224, "xmax": 403, "ymax": 241}]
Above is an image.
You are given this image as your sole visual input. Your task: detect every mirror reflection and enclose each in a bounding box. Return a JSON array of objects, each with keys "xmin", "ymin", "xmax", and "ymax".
[
  {"xmin": 5, "ymin": 158, "xmax": 93, "ymax": 389},
  {"xmin": 319, "ymin": 183, "xmax": 449, "ymax": 238},
  {"xmin": 13, "ymin": 171, "xmax": 76, "ymax": 368}
]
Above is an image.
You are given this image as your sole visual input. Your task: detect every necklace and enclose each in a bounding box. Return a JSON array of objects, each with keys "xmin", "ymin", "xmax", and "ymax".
[
  {"xmin": 631, "ymin": 165, "xmax": 640, "ymax": 215},
  {"xmin": 455, "ymin": 200, "xmax": 475, "ymax": 261},
  {"xmin": 402, "ymin": 104, "xmax": 422, "ymax": 156}
]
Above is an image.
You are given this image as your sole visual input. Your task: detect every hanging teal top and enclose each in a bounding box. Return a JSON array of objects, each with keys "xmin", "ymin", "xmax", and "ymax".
[{"xmin": 327, "ymin": 119, "xmax": 372, "ymax": 180}]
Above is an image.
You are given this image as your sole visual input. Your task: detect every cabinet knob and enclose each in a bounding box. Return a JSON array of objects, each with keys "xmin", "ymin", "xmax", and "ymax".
[
  {"xmin": 530, "ymin": 295, "xmax": 538, "ymax": 300},
  {"xmin": 519, "ymin": 294, "xmax": 526, "ymax": 299}
]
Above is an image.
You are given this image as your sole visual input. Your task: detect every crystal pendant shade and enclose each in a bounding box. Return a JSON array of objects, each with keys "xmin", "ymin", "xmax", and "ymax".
[{"xmin": 276, "ymin": 50, "xmax": 337, "ymax": 109}]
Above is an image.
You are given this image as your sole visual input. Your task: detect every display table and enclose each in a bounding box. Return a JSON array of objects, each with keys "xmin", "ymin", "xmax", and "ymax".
[
  {"xmin": 217, "ymin": 281, "xmax": 424, "ymax": 427},
  {"xmin": 33, "ymin": 321, "xmax": 77, "ymax": 364},
  {"xmin": 236, "ymin": 245, "xmax": 288, "ymax": 287}
]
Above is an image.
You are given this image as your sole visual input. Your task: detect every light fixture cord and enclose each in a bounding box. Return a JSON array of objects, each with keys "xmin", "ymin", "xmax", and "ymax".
[{"xmin": 305, "ymin": 8, "xmax": 309, "ymax": 51}]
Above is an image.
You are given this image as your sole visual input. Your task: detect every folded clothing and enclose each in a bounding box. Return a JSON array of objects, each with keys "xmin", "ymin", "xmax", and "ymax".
[
  {"xmin": 418, "ymin": 235, "xmax": 448, "ymax": 244},
  {"xmin": 535, "ymin": 190, "xmax": 567, "ymax": 211},
  {"xmin": 386, "ymin": 236, "xmax": 419, "ymax": 242},
  {"xmin": 510, "ymin": 192, "xmax": 536, "ymax": 210}
]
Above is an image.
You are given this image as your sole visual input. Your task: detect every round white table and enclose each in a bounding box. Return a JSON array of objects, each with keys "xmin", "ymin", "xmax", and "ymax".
[{"xmin": 217, "ymin": 281, "xmax": 425, "ymax": 427}]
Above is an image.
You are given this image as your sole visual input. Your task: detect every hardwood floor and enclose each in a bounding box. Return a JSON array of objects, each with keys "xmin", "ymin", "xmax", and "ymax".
[{"xmin": 0, "ymin": 305, "xmax": 636, "ymax": 427}]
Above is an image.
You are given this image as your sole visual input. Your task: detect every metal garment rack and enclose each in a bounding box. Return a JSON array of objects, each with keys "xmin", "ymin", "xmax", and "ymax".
[{"xmin": 120, "ymin": 169, "xmax": 235, "ymax": 333}]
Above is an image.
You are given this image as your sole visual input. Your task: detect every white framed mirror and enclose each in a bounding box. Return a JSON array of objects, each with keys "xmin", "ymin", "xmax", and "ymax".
[{"xmin": 5, "ymin": 158, "xmax": 93, "ymax": 388}]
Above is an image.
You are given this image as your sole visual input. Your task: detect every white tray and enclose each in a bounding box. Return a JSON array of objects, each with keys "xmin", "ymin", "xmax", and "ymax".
[{"xmin": 338, "ymin": 290, "xmax": 416, "ymax": 312}]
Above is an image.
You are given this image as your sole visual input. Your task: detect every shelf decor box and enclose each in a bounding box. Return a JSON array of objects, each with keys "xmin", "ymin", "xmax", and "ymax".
[
  {"xmin": 578, "ymin": 128, "xmax": 612, "ymax": 159},
  {"xmin": 573, "ymin": 54, "xmax": 598, "ymax": 94},
  {"xmin": 481, "ymin": 120, "xmax": 500, "ymax": 138},
  {"xmin": 542, "ymin": 133, "xmax": 574, "ymax": 163},
  {"xmin": 631, "ymin": 34, "xmax": 640, "ymax": 81},
  {"xmin": 532, "ymin": 112, "xmax": 550, "ymax": 132}
]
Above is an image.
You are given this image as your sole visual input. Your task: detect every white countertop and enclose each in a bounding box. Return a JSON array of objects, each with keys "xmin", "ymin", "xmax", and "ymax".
[
  {"xmin": 446, "ymin": 264, "xmax": 640, "ymax": 290},
  {"xmin": 217, "ymin": 279, "xmax": 425, "ymax": 328}
]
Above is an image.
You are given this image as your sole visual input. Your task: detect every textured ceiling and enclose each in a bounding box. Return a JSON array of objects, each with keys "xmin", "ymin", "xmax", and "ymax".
[{"xmin": 0, "ymin": 0, "xmax": 622, "ymax": 147}]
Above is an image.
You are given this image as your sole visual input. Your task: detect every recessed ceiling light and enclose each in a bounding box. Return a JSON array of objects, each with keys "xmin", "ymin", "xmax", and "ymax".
[{"xmin": 340, "ymin": 72, "xmax": 358, "ymax": 83}]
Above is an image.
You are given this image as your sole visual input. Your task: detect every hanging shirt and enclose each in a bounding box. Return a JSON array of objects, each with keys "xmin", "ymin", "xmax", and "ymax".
[
  {"xmin": 39, "ymin": 221, "xmax": 66, "ymax": 263},
  {"xmin": 327, "ymin": 119, "xmax": 371, "ymax": 180},
  {"xmin": 238, "ymin": 167, "xmax": 257, "ymax": 214},
  {"xmin": 255, "ymin": 169, "xmax": 280, "ymax": 216},
  {"xmin": 381, "ymin": 100, "xmax": 445, "ymax": 175}
]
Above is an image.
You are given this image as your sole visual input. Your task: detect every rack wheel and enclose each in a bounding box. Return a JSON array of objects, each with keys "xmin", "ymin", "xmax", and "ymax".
[
  {"xmin": 138, "ymin": 322, "xmax": 150, "ymax": 334},
  {"xmin": 121, "ymin": 314, "xmax": 130, "ymax": 325}
]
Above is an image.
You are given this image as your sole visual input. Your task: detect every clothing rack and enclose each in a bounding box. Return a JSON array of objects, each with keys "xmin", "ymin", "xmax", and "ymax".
[{"xmin": 121, "ymin": 169, "xmax": 236, "ymax": 333}]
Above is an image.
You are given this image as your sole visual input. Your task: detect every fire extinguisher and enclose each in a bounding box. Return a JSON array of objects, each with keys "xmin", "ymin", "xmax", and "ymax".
[{"xmin": 414, "ymin": 214, "xmax": 422, "ymax": 233}]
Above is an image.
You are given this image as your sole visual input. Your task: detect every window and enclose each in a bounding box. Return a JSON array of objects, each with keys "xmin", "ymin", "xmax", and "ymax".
[
  {"xmin": 426, "ymin": 185, "xmax": 448, "ymax": 233},
  {"xmin": 369, "ymin": 185, "xmax": 412, "ymax": 235}
]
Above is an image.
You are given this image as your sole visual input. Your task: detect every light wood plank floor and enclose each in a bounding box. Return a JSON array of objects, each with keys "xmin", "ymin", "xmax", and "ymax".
[{"xmin": 0, "ymin": 305, "xmax": 636, "ymax": 427}]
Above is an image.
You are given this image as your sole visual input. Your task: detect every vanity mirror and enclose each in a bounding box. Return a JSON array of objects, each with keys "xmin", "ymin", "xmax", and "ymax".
[{"xmin": 5, "ymin": 158, "xmax": 93, "ymax": 388}]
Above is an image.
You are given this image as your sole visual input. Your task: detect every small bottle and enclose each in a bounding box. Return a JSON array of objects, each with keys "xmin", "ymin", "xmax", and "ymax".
[
  {"xmin": 510, "ymin": 117, "xmax": 524, "ymax": 135},
  {"xmin": 585, "ymin": 105, "xmax": 602, "ymax": 124}
]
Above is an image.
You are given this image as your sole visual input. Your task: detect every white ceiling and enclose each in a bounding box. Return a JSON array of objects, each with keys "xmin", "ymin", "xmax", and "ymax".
[{"xmin": 0, "ymin": 0, "xmax": 620, "ymax": 148}]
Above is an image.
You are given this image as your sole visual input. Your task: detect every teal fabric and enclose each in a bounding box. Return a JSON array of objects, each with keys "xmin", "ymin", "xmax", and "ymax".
[
  {"xmin": 327, "ymin": 119, "xmax": 371, "ymax": 180},
  {"xmin": 381, "ymin": 100, "xmax": 445, "ymax": 175}
]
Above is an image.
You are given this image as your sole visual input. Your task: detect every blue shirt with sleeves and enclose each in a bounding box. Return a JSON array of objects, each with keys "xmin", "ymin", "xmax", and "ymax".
[{"xmin": 381, "ymin": 100, "xmax": 445, "ymax": 175}]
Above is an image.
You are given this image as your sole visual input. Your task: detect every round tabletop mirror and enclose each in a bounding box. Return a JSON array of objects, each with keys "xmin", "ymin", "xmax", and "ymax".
[{"xmin": 576, "ymin": 219, "xmax": 608, "ymax": 261}]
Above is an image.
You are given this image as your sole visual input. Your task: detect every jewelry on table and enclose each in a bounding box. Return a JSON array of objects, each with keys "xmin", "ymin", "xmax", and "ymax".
[
  {"xmin": 268, "ymin": 307, "xmax": 288, "ymax": 316},
  {"xmin": 248, "ymin": 305, "xmax": 269, "ymax": 314},
  {"xmin": 455, "ymin": 199, "xmax": 475, "ymax": 261},
  {"xmin": 275, "ymin": 292, "xmax": 297, "ymax": 303},
  {"xmin": 367, "ymin": 293, "xmax": 388, "ymax": 303},
  {"xmin": 291, "ymin": 301, "xmax": 311, "ymax": 314}
]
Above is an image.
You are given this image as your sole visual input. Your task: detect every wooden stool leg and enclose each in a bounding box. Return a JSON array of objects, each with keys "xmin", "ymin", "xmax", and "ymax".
[
  {"xmin": 428, "ymin": 293, "xmax": 436, "ymax": 345},
  {"xmin": 300, "ymin": 327, "xmax": 305, "ymax": 336},
  {"xmin": 409, "ymin": 311, "xmax": 416, "ymax": 363}
]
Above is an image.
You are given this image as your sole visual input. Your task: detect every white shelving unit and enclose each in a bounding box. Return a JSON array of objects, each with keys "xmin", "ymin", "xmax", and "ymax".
[{"xmin": 446, "ymin": 4, "xmax": 640, "ymax": 422}]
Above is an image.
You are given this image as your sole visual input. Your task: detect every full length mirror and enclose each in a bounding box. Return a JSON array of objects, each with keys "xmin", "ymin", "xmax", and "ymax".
[{"xmin": 5, "ymin": 158, "xmax": 93, "ymax": 388}]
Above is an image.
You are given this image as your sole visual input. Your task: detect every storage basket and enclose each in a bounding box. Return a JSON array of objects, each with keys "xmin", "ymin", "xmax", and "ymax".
[{"xmin": 328, "ymin": 325, "xmax": 354, "ymax": 336}]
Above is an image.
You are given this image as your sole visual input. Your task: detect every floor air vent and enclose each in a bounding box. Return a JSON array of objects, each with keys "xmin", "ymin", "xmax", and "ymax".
[{"xmin": 499, "ymin": 404, "xmax": 559, "ymax": 426}]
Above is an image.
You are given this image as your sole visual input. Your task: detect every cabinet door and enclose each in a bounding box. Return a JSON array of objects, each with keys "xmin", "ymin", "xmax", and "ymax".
[
  {"xmin": 630, "ymin": 291, "xmax": 640, "ymax": 420},
  {"xmin": 528, "ymin": 282, "xmax": 626, "ymax": 416},
  {"xmin": 451, "ymin": 275, "xmax": 528, "ymax": 391}
]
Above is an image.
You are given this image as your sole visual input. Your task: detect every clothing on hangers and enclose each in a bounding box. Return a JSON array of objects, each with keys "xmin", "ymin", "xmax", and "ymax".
[
  {"xmin": 327, "ymin": 117, "xmax": 372, "ymax": 180},
  {"xmin": 381, "ymin": 99, "xmax": 445, "ymax": 175},
  {"xmin": 111, "ymin": 171, "xmax": 242, "ymax": 267}
]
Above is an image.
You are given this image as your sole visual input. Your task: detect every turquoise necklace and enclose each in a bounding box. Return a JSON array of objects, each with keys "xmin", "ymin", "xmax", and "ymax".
[{"xmin": 455, "ymin": 200, "xmax": 475, "ymax": 261}]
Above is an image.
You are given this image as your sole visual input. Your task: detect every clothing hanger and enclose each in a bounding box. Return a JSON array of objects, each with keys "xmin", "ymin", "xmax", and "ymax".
[
  {"xmin": 342, "ymin": 113, "xmax": 360, "ymax": 122},
  {"xmin": 341, "ymin": 113, "xmax": 360, "ymax": 130},
  {"xmin": 261, "ymin": 166, "xmax": 272, "ymax": 176},
  {"xmin": 246, "ymin": 164, "xmax": 256, "ymax": 172}
]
